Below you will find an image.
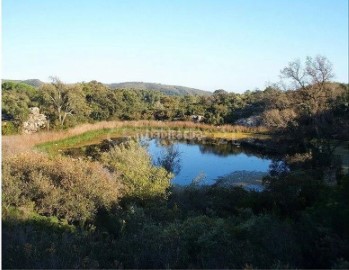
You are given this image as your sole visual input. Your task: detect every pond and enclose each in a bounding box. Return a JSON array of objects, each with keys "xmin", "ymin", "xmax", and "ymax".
[
  {"xmin": 64, "ymin": 135, "xmax": 274, "ymax": 190},
  {"xmin": 141, "ymin": 137, "xmax": 272, "ymax": 190}
]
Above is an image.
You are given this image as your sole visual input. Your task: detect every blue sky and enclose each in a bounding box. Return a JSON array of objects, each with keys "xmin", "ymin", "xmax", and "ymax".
[{"xmin": 2, "ymin": 0, "xmax": 348, "ymax": 92}]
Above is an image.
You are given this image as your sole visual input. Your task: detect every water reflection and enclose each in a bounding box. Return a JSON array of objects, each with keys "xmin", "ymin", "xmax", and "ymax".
[
  {"xmin": 149, "ymin": 137, "xmax": 272, "ymax": 159},
  {"xmin": 64, "ymin": 136, "xmax": 274, "ymax": 188},
  {"xmin": 143, "ymin": 137, "xmax": 272, "ymax": 186},
  {"xmin": 155, "ymin": 144, "xmax": 181, "ymax": 175}
]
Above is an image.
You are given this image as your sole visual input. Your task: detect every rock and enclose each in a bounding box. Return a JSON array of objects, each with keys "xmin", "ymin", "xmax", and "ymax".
[
  {"xmin": 213, "ymin": 170, "xmax": 267, "ymax": 191},
  {"xmin": 235, "ymin": 115, "xmax": 261, "ymax": 127},
  {"xmin": 22, "ymin": 107, "xmax": 48, "ymax": 134},
  {"xmin": 191, "ymin": 115, "xmax": 205, "ymax": 123},
  {"xmin": 29, "ymin": 107, "xmax": 40, "ymax": 114}
]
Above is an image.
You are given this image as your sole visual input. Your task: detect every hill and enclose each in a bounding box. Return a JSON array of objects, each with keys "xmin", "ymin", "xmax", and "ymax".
[
  {"xmin": 107, "ymin": 82, "xmax": 212, "ymax": 96},
  {"xmin": 3, "ymin": 79, "xmax": 212, "ymax": 96},
  {"xmin": 2, "ymin": 79, "xmax": 45, "ymax": 88}
]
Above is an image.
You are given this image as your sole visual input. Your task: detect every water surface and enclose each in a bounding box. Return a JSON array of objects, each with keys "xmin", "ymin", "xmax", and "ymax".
[{"xmin": 142, "ymin": 137, "xmax": 272, "ymax": 188}]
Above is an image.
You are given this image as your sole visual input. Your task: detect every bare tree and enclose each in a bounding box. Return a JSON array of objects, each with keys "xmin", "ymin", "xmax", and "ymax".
[
  {"xmin": 281, "ymin": 59, "xmax": 308, "ymax": 90},
  {"xmin": 305, "ymin": 55, "xmax": 334, "ymax": 91},
  {"xmin": 280, "ymin": 55, "xmax": 335, "ymax": 114},
  {"xmin": 281, "ymin": 55, "xmax": 334, "ymax": 91}
]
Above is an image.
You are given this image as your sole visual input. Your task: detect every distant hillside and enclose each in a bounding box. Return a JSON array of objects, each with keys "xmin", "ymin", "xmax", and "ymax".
[
  {"xmin": 2, "ymin": 79, "xmax": 45, "ymax": 88},
  {"xmin": 2, "ymin": 79, "xmax": 212, "ymax": 96},
  {"xmin": 107, "ymin": 82, "xmax": 212, "ymax": 96}
]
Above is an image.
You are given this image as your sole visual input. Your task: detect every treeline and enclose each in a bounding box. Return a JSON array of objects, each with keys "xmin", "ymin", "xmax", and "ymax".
[
  {"xmin": 2, "ymin": 79, "xmax": 347, "ymax": 135},
  {"xmin": 2, "ymin": 58, "xmax": 348, "ymax": 139}
]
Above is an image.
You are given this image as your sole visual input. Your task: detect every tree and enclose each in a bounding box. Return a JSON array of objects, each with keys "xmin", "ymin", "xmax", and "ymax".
[
  {"xmin": 42, "ymin": 77, "xmax": 89, "ymax": 127},
  {"xmin": 281, "ymin": 55, "xmax": 334, "ymax": 91},
  {"xmin": 42, "ymin": 77, "xmax": 73, "ymax": 127},
  {"xmin": 82, "ymin": 81, "xmax": 117, "ymax": 121},
  {"xmin": 1, "ymin": 82, "xmax": 38, "ymax": 127},
  {"xmin": 280, "ymin": 55, "xmax": 334, "ymax": 116}
]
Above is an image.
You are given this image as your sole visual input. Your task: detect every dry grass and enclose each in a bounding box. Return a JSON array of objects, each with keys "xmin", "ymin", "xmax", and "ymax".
[{"xmin": 2, "ymin": 120, "xmax": 268, "ymax": 156}]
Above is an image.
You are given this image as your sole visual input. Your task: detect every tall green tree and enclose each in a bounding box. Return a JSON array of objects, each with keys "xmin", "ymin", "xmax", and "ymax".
[{"xmin": 41, "ymin": 77, "xmax": 89, "ymax": 127}]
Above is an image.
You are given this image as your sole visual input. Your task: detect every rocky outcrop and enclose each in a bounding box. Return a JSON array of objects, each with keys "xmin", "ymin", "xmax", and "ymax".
[{"xmin": 23, "ymin": 107, "xmax": 47, "ymax": 134}]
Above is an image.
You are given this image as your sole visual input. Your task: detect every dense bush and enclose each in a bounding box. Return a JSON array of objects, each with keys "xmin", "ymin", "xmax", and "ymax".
[
  {"xmin": 3, "ymin": 159, "xmax": 349, "ymax": 268},
  {"xmin": 2, "ymin": 152, "xmax": 121, "ymax": 224},
  {"xmin": 1, "ymin": 82, "xmax": 38, "ymax": 131},
  {"xmin": 101, "ymin": 141, "xmax": 172, "ymax": 199}
]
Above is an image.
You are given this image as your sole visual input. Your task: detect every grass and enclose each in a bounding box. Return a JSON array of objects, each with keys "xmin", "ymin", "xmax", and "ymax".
[
  {"xmin": 3, "ymin": 120, "xmax": 270, "ymax": 156},
  {"xmin": 36, "ymin": 128, "xmax": 116, "ymax": 155}
]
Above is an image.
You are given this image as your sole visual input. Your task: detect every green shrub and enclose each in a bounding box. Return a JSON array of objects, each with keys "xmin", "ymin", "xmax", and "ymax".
[
  {"xmin": 2, "ymin": 121, "xmax": 18, "ymax": 135},
  {"xmin": 101, "ymin": 140, "xmax": 172, "ymax": 199},
  {"xmin": 2, "ymin": 152, "xmax": 122, "ymax": 224}
]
